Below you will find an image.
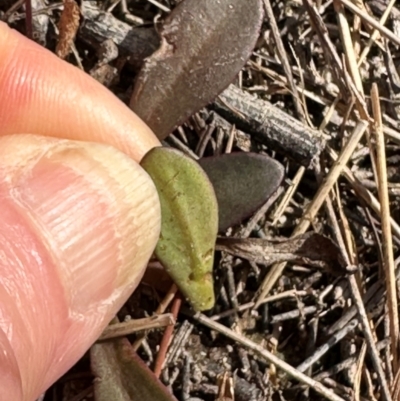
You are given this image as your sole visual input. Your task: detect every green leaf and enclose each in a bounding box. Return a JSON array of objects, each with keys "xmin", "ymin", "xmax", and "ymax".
[
  {"xmin": 140, "ymin": 147, "xmax": 218, "ymax": 311},
  {"xmin": 130, "ymin": 0, "xmax": 264, "ymax": 140},
  {"xmin": 91, "ymin": 338, "xmax": 178, "ymax": 401},
  {"xmin": 198, "ymin": 153, "xmax": 284, "ymax": 231}
]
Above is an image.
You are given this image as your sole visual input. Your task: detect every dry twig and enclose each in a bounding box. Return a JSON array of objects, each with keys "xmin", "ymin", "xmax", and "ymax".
[
  {"xmin": 371, "ymin": 83, "xmax": 399, "ymax": 371},
  {"xmin": 98, "ymin": 314, "xmax": 175, "ymax": 341}
]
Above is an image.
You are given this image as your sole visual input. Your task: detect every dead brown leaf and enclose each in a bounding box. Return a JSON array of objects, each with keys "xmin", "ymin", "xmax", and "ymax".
[
  {"xmin": 216, "ymin": 232, "xmax": 348, "ymax": 275},
  {"xmin": 56, "ymin": 0, "xmax": 80, "ymax": 59}
]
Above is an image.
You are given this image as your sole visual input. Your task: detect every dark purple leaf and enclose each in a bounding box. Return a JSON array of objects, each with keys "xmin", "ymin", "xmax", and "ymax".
[
  {"xmin": 130, "ymin": 0, "xmax": 263, "ymax": 139},
  {"xmin": 198, "ymin": 153, "xmax": 284, "ymax": 231},
  {"xmin": 91, "ymin": 338, "xmax": 178, "ymax": 401}
]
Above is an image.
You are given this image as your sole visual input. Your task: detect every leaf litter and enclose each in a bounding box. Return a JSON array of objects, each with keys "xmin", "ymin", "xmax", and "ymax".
[{"xmin": 4, "ymin": 0, "xmax": 400, "ymax": 400}]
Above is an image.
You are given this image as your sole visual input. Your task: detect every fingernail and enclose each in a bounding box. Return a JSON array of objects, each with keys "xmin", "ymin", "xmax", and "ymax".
[
  {"xmin": 0, "ymin": 134, "xmax": 160, "ymax": 399},
  {"xmin": 1, "ymin": 134, "xmax": 160, "ymax": 313}
]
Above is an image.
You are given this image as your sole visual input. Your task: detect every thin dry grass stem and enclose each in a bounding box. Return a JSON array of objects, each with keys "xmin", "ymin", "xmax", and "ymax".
[
  {"xmin": 328, "ymin": 197, "xmax": 388, "ymax": 397},
  {"xmin": 333, "ymin": 189, "xmax": 381, "ymax": 362},
  {"xmin": 194, "ymin": 313, "xmax": 347, "ymax": 401},
  {"xmin": 333, "ymin": 182, "xmax": 367, "ymax": 294},
  {"xmin": 348, "ymin": 274, "xmax": 393, "ymax": 401},
  {"xmin": 392, "ymin": 368, "xmax": 400, "ymax": 400},
  {"xmin": 303, "ymin": 0, "xmax": 347, "ymax": 90},
  {"xmin": 326, "ymin": 187, "xmax": 365, "ymax": 300},
  {"xmin": 371, "ymin": 83, "xmax": 399, "ymax": 371},
  {"xmin": 271, "ymin": 166, "xmax": 306, "ymax": 226},
  {"xmin": 304, "ymin": 0, "xmax": 368, "ymax": 118},
  {"xmin": 335, "ymin": 4, "xmax": 372, "ymax": 167},
  {"xmin": 320, "ymin": 0, "xmax": 395, "ymax": 143},
  {"xmin": 107, "ymin": 0, "xmax": 122, "ymax": 13},
  {"xmin": 70, "ymin": 44, "xmax": 84, "ymax": 70},
  {"xmin": 325, "ymin": 200, "xmax": 385, "ymax": 397},
  {"xmin": 295, "ymin": 319, "xmax": 358, "ymax": 373},
  {"xmin": 68, "ymin": 386, "xmax": 94, "ymax": 401},
  {"xmin": 334, "ymin": 0, "xmax": 363, "ymax": 95},
  {"xmin": 324, "ymin": 193, "xmax": 350, "ymax": 265},
  {"xmin": 352, "ymin": 12, "xmax": 361, "ymax": 57},
  {"xmin": 263, "ymin": 0, "xmax": 305, "ymax": 123},
  {"xmin": 350, "ymin": 0, "xmax": 367, "ymax": 13},
  {"xmin": 224, "ymin": 124, "xmax": 236, "ymax": 153},
  {"xmin": 365, "ymin": 368, "xmax": 379, "ymax": 401},
  {"xmin": 132, "ymin": 283, "xmax": 178, "ymax": 351},
  {"xmin": 119, "ymin": 0, "xmax": 147, "ymax": 25},
  {"xmin": 354, "ymin": 342, "xmax": 367, "ymax": 401},
  {"xmin": 210, "ymin": 290, "xmax": 309, "ymax": 321},
  {"xmin": 168, "ymin": 134, "xmax": 199, "ymax": 160},
  {"xmin": 384, "ymin": 311, "xmax": 395, "ymax": 384},
  {"xmin": 177, "ymin": 126, "xmax": 189, "ymax": 144},
  {"xmin": 157, "ymin": 283, "xmax": 179, "ymax": 312},
  {"xmin": 248, "ymin": 60, "xmax": 332, "ymax": 110},
  {"xmin": 333, "ymin": 185, "xmax": 357, "ymax": 267},
  {"xmin": 358, "ymin": 0, "xmax": 397, "ymax": 64},
  {"xmin": 254, "ymin": 119, "xmax": 369, "ymax": 307},
  {"xmin": 145, "ymin": 0, "xmax": 170, "ymax": 13},
  {"xmin": 196, "ymin": 122, "xmax": 215, "ymax": 157},
  {"xmin": 319, "ymin": 96, "xmax": 341, "ymax": 131},
  {"xmin": 320, "ymin": 0, "xmax": 396, "ymax": 152},
  {"xmin": 289, "ymin": 43, "xmax": 314, "ymax": 127},
  {"xmin": 98, "ymin": 313, "xmax": 175, "ymax": 341},
  {"xmin": 338, "ymin": 45, "xmax": 379, "ymax": 185},
  {"xmin": 338, "ymin": 74, "xmax": 358, "ymax": 137},
  {"xmin": 384, "ymin": 126, "xmax": 400, "ymax": 145},
  {"xmin": 1, "ymin": 0, "xmax": 25, "ymax": 21},
  {"xmin": 338, "ymin": 0, "xmax": 400, "ymax": 47},
  {"xmin": 322, "ymin": 187, "xmax": 391, "ymax": 401},
  {"xmin": 240, "ymin": 187, "xmax": 284, "ymax": 238},
  {"xmin": 326, "ymin": 146, "xmax": 400, "ymax": 238}
]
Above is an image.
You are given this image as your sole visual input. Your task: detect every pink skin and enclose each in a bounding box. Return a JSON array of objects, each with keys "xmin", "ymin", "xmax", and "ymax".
[
  {"xmin": 0, "ymin": 22, "xmax": 162, "ymax": 401},
  {"xmin": 0, "ymin": 22, "xmax": 160, "ymax": 162}
]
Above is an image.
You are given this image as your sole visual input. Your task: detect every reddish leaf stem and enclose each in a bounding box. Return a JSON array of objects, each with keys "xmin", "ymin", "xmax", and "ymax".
[
  {"xmin": 25, "ymin": 0, "xmax": 33, "ymax": 39},
  {"xmin": 153, "ymin": 293, "xmax": 182, "ymax": 378}
]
